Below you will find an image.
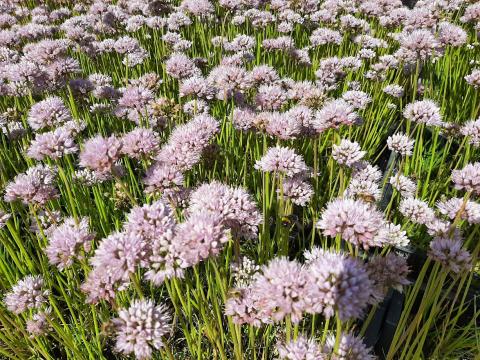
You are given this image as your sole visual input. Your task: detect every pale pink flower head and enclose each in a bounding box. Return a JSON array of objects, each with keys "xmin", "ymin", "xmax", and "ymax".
[
  {"xmin": 324, "ymin": 332, "xmax": 375, "ymax": 360},
  {"xmin": 399, "ymin": 197, "xmax": 435, "ymax": 225},
  {"xmin": 112, "ymin": 299, "xmax": 171, "ymax": 360},
  {"xmin": 403, "ymin": 100, "xmax": 442, "ymax": 126},
  {"xmin": 383, "ymin": 84, "xmax": 404, "ymax": 98},
  {"xmin": 317, "ymin": 198, "xmax": 384, "ymax": 249},
  {"xmin": 27, "ymin": 126, "xmax": 78, "ymax": 160},
  {"xmin": 367, "ymin": 253, "xmax": 410, "ymax": 302},
  {"xmin": 312, "ymin": 99, "xmax": 359, "ymax": 133},
  {"xmin": 224, "ymin": 287, "xmax": 272, "ymax": 327},
  {"xmin": 264, "ymin": 111, "xmax": 302, "ymax": 140},
  {"xmin": 26, "ymin": 309, "xmax": 51, "ymax": 337},
  {"xmin": 4, "ymin": 164, "xmax": 58, "ymax": 205},
  {"xmin": 465, "ymin": 69, "xmax": 480, "ymax": 89},
  {"xmin": 281, "ymin": 176, "xmax": 314, "ymax": 206},
  {"xmin": 248, "ymin": 65, "xmax": 279, "ymax": 86},
  {"xmin": 27, "ymin": 96, "xmax": 71, "ymax": 130},
  {"xmin": 438, "ymin": 21, "xmax": 467, "ymax": 47},
  {"xmin": 276, "ymin": 335, "xmax": 327, "ymax": 360},
  {"xmin": 45, "ymin": 217, "xmax": 94, "ymax": 270},
  {"xmin": 90, "ymin": 232, "xmax": 146, "ymax": 282},
  {"xmin": 306, "ymin": 249, "xmax": 374, "ymax": 320},
  {"xmin": 387, "ymin": 133, "xmax": 414, "ymax": 156},
  {"xmin": 428, "ymin": 237, "xmax": 472, "ymax": 274},
  {"xmin": 332, "ymin": 139, "xmax": 365, "ymax": 167},
  {"xmin": 373, "ymin": 222, "xmax": 410, "ymax": 248},
  {"xmin": 255, "ymin": 84, "xmax": 288, "ymax": 110},
  {"xmin": 341, "ymin": 90, "xmax": 372, "ymax": 110},
  {"xmin": 451, "ymin": 162, "xmax": 480, "ymax": 194},
  {"xmin": 121, "ymin": 127, "xmax": 160, "ymax": 160},
  {"xmin": 390, "ymin": 174, "xmax": 417, "ymax": 198},
  {"xmin": 437, "ymin": 197, "xmax": 480, "ymax": 224},
  {"xmin": 396, "ymin": 29, "xmax": 440, "ymax": 63},
  {"xmin": 255, "ymin": 146, "xmax": 308, "ymax": 177},
  {"xmin": 165, "ymin": 52, "xmax": 200, "ymax": 79},
  {"xmin": 4, "ymin": 275, "xmax": 49, "ymax": 314},
  {"xmin": 125, "ymin": 200, "xmax": 176, "ymax": 249},
  {"xmin": 79, "ymin": 134, "xmax": 123, "ymax": 175},
  {"xmin": 171, "ymin": 212, "xmax": 229, "ymax": 269},
  {"xmin": 251, "ymin": 257, "xmax": 321, "ymax": 323},
  {"xmin": 143, "ymin": 162, "xmax": 184, "ymax": 195},
  {"xmin": 187, "ymin": 181, "xmax": 263, "ymax": 240}
]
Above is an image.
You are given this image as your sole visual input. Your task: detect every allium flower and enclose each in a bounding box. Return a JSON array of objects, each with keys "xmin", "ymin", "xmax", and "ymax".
[
  {"xmin": 187, "ymin": 181, "xmax": 263, "ymax": 240},
  {"xmin": 387, "ymin": 133, "xmax": 414, "ymax": 156},
  {"xmin": 451, "ymin": 162, "xmax": 480, "ymax": 194},
  {"xmin": 207, "ymin": 65, "xmax": 252, "ymax": 98},
  {"xmin": 352, "ymin": 162, "xmax": 382, "ymax": 183},
  {"xmin": 232, "ymin": 107, "xmax": 256, "ymax": 131},
  {"xmin": 26, "ymin": 309, "xmax": 51, "ymax": 337},
  {"xmin": 373, "ymin": 222, "xmax": 410, "ymax": 247},
  {"xmin": 121, "ymin": 128, "xmax": 160, "ymax": 159},
  {"xmin": 179, "ymin": 76, "xmax": 216, "ymax": 99},
  {"xmin": 281, "ymin": 176, "xmax": 314, "ymax": 206},
  {"xmin": 27, "ymin": 126, "xmax": 78, "ymax": 160},
  {"xmin": 460, "ymin": 117, "xmax": 480, "ymax": 146},
  {"xmin": 345, "ymin": 178, "xmax": 381, "ymax": 202},
  {"xmin": 0, "ymin": 210, "xmax": 10, "ymax": 229},
  {"xmin": 112, "ymin": 299, "xmax": 171, "ymax": 360},
  {"xmin": 249, "ymin": 65, "xmax": 279, "ymax": 86},
  {"xmin": 390, "ymin": 174, "xmax": 417, "ymax": 198},
  {"xmin": 465, "ymin": 69, "xmax": 480, "ymax": 89},
  {"xmin": 256, "ymin": 84, "xmax": 288, "ymax": 110},
  {"xmin": 225, "ymin": 287, "xmax": 272, "ymax": 327},
  {"xmin": 403, "ymin": 100, "xmax": 442, "ymax": 126},
  {"xmin": 368, "ymin": 253, "xmax": 410, "ymax": 301},
  {"xmin": 255, "ymin": 146, "xmax": 308, "ymax": 177},
  {"xmin": 167, "ymin": 11, "xmax": 192, "ymax": 31},
  {"xmin": 310, "ymin": 27, "xmax": 342, "ymax": 46},
  {"xmin": 428, "ymin": 237, "xmax": 472, "ymax": 274},
  {"xmin": 183, "ymin": 99, "xmax": 210, "ymax": 115},
  {"xmin": 165, "ymin": 52, "xmax": 200, "ymax": 79},
  {"xmin": 276, "ymin": 336, "xmax": 327, "ymax": 360},
  {"xmin": 79, "ymin": 135, "xmax": 123, "ymax": 175},
  {"xmin": 155, "ymin": 114, "xmax": 219, "ymax": 171},
  {"xmin": 264, "ymin": 112, "xmax": 302, "ymax": 140},
  {"xmin": 383, "ymin": 84, "xmax": 404, "ymax": 98},
  {"xmin": 231, "ymin": 257, "xmax": 260, "ymax": 289},
  {"xmin": 306, "ymin": 249, "xmax": 374, "ymax": 320},
  {"xmin": 125, "ymin": 200, "xmax": 176, "ymax": 252},
  {"xmin": 399, "ymin": 198, "xmax": 435, "ymax": 225},
  {"xmin": 90, "ymin": 232, "xmax": 145, "ymax": 279},
  {"xmin": 45, "ymin": 217, "xmax": 94, "ymax": 270},
  {"xmin": 27, "ymin": 96, "xmax": 71, "ymax": 130},
  {"xmin": 251, "ymin": 257, "xmax": 320, "ymax": 323},
  {"xmin": 171, "ymin": 212, "xmax": 229, "ymax": 269},
  {"xmin": 312, "ymin": 99, "xmax": 358, "ymax": 133},
  {"xmin": 396, "ymin": 29, "xmax": 440, "ymax": 63},
  {"xmin": 324, "ymin": 332, "xmax": 375, "ymax": 360},
  {"xmin": 143, "ymin": 163, "xmax": 184, "ymax": 195},
  {"xmin": 4, "ymin": 164, "xmax": 58, "ymax": 205},
  {"xmin": 332, "ymin": 139, "xmax": 365, "ymax": 167},
  {"xmin": 30, "ymin": 209, "xmax": 62, "ymax": 237},
  {"xmin": 317, "ymin": 198, "xmax": 384, "ymax": 249},
  {"xmin": 460, "ymin": 2, "xmax": 480, "ymax": 23},
  {"xmin": 436, "ymin": 198, "xmax": 480, "ymax": 224},
  {"xmin": 342, "ymin": 90, "xmax": 372, "ymax": 110},
  {"xmin": 438, "ymin": 22, "xmax": 467, "ymax": 47},
  {"xmin": 4, "ymin": 275, "xmax": 49, "ymax": 314}
]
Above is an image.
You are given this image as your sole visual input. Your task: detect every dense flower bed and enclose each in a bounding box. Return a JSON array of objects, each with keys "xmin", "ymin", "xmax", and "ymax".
[{"xmin": 0, "ymin": 0, "xmax": 479, "ymax": 359}]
